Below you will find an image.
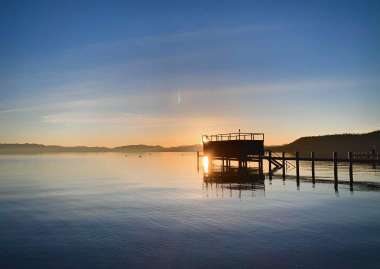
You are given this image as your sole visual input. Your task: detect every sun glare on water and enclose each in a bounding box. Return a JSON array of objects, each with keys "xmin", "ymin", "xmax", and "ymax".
[{"xmin": 202, "ymin": 156, "xmax": 209, "ymax": 174}]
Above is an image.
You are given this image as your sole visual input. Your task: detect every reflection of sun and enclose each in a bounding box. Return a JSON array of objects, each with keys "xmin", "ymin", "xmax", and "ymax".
[{"xmin": 202, "ymin": 156, "xmax": 209, "ymax": 174}]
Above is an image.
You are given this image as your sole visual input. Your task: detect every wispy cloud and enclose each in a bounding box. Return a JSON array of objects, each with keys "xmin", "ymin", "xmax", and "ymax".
[
  {"xmin": 0, "ymin": 99, "xmax": 100, "ymax": 115},
  {"xmin": 41, "ymin": 112, "xmax": 235, "ymax": 129},
  {"xmin": 1, "ymin": 77, "xmax": 376, "ymax": 117},
  {"xmin": 68, "ymin": 24, "xmax": 281, "ymax": 56}
]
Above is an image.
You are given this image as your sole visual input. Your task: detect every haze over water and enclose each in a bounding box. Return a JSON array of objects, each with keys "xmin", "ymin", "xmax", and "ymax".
[{"xmin": 1, "ymin": 152, "xmax": 380, "ymax": 268}]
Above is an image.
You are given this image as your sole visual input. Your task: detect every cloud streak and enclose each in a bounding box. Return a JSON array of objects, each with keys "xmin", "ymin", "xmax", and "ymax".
[{"xmin": 41, "ymin": 112, "xmax": 236, "ymax": 129}]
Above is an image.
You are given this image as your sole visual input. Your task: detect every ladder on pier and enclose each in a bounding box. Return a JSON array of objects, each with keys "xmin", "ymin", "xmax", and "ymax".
[{"xmin": 267, "ymin": 152, "xmax": 296, "ymax": 170}]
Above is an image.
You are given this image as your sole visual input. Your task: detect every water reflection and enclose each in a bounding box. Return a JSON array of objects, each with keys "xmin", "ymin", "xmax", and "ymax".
[
  {"xmin": 202, "ymin": 156, "xmax": 209, "ymax": 174},
  {"xmin": 1, "ymin": 153, "xmax": 380, "ymax": 268},
  {"xmin": 203, "ymin": 163, "xmax": 265, "ymax": 199}
]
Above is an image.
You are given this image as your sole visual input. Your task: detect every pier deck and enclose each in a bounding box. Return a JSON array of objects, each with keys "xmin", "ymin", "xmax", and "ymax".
[{"xmin": 202, "ymin": 132, "xmax": 264, "ymax": 159}]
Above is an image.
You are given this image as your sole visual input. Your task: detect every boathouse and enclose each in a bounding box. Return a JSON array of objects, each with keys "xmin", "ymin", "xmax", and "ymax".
[{"xmin": 202, "ymin": 131, "xmax": 264, "ymax": 160}]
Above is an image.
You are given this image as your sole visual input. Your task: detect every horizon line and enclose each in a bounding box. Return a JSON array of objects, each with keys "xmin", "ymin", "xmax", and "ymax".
[{"xmin": 1, "ymin": 129, "xmax": 379, "ymax": 149}]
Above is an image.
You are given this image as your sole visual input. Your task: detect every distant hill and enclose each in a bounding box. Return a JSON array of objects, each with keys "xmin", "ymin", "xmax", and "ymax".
[
  {"xmin": 165, "ymin": 144, "xmax": 202, "ymax": 152},
  {"xmin": 0, "ymin": 143, "xmax": 202, "ymax": 154},
  {"xmin": 112, "ymin": 144, "xmax": 202, "ymax": 152},
  {"xmin": 267, "ymin": 130, "xmax": 380, "ymax": 156},
  {"xmin": 0, "ymin": 143, "xmax": 109, "ymax": 154},
  {"xmin": 113, "ymin": 145, "xmax": 164, "ymax": 152}
]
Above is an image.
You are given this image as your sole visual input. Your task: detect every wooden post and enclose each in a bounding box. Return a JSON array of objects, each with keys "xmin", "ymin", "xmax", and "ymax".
[
  {"xmin": 268, "ymin": 151, "xmax": 272, "ymax": 180},
  {"xmin": 311, "ymin": 152, "xmax": 315, "ymax": 185},
  {"xmin": 296, "ymin": 152, "xmax": 300, "ymax": 186},
  {"xmin": 372, "ymin": 149, "xmax": 376, "ymax": 169},
  {"xmin": 282, "ymin": 152, "xmax": 286, "ymax": 180},
  {"xmin": 348, "ymin": 152, "xmax": 353, "ymax": 191},
  {"xmin": 333, "ymin": 152, "xmax": 338, "ymax": 191},
  {"xmin": 259, "ymin": 152, "xmax": 263, "ymax": 176},
  {"xmin": 197, "ymin": 151, "xmax": 200, "ymax": 172}
]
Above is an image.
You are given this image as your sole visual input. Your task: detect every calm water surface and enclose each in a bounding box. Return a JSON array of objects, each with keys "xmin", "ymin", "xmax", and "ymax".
[{"xmin": 1, "ymin": 153, "xmax": 380, "ymax": 268}]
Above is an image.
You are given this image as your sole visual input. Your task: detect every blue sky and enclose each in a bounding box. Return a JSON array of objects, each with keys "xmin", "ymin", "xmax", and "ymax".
[{"xmin": 0, "ymin": 0, "xmax": 379, "ymax": 146}]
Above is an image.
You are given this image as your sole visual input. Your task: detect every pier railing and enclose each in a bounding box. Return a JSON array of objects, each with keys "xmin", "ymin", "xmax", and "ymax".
[{"xmin": 202, "ymin": 132, "xmax": 264, "ymax": 143}]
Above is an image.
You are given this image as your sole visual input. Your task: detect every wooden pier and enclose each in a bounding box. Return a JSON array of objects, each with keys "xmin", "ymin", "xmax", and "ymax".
[{"xmin": 200, "ymin": 131, "xmax": 380, "ymax": 190}]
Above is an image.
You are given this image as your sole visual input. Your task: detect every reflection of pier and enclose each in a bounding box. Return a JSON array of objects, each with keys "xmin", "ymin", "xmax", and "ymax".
[
  {"xmin": 204, "ymin": 167, "xmax": 265, "ymax": 185},
  {"xmin": 203, "ymin": 166, "xmax": 265, "ymax": 199}
]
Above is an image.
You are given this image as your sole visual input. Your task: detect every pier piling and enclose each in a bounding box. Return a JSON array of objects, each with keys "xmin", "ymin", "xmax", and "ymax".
[
  {"xmin": 282, "ymin": 152, "xmax": 286, "ymax": 180},
  {"xmin": 349, "ymin": 152, "xmax": 353, "ymax": 191},
  {"xmin": 311, "ymin": 152, "xmax": 315, "ymax": 185},
  {"xmin": 197, "ymin": 151, "xmax": 199, "ymax": 172},
  {"xmin": 333, "ymin": 152, "xmax": 338, "ymax": 191},
  {"xmin": 372, "ymin": 149, "xmax": 377, "ymax": 169},
  {"xmin": 268, "ymin": 150, "xmax": 272, "ymax": 180},
  {"xmin": 296, "ymin": 152, "xmax": 300, "ymax": 186}
]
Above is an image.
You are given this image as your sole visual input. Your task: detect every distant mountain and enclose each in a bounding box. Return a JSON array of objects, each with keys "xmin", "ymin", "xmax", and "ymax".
[
  {"xmin": 267, "ymin": 130, "xmax": 380, "ymax": 156},
  {"xmin": 113, "ymin": 144, "xmax": 164, "ymax": 152},
  {"xmin": 0, "ymin": 143, "xmax": 202, "ymax": 154},
  {"xmin": 0, "ymin": 143, "xmax": 109, "ymax": 154},
  {"xmin": 108, "ymin": 144, "xmax": 201, "ymax": 152},
  {"xmin": 165, "ymin": 144, "xmax": 202, "ymax": 152}
]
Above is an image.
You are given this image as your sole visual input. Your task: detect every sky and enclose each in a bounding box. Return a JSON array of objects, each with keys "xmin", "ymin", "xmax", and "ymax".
[{"xmin": 0, "ymin": 0, "xmax": 379, "ymax": 146}]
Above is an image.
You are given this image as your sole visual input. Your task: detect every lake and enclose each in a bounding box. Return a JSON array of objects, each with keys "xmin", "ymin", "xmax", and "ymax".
[{"xmin": 1, "ymin": 152, "xmax": 380, "ymax": 268}]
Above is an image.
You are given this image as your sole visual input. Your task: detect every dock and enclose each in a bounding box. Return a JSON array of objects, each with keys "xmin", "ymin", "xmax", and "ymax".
[{"xmin": 199, "ymin": 131, "xmax": 380, "ymax": 191}]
